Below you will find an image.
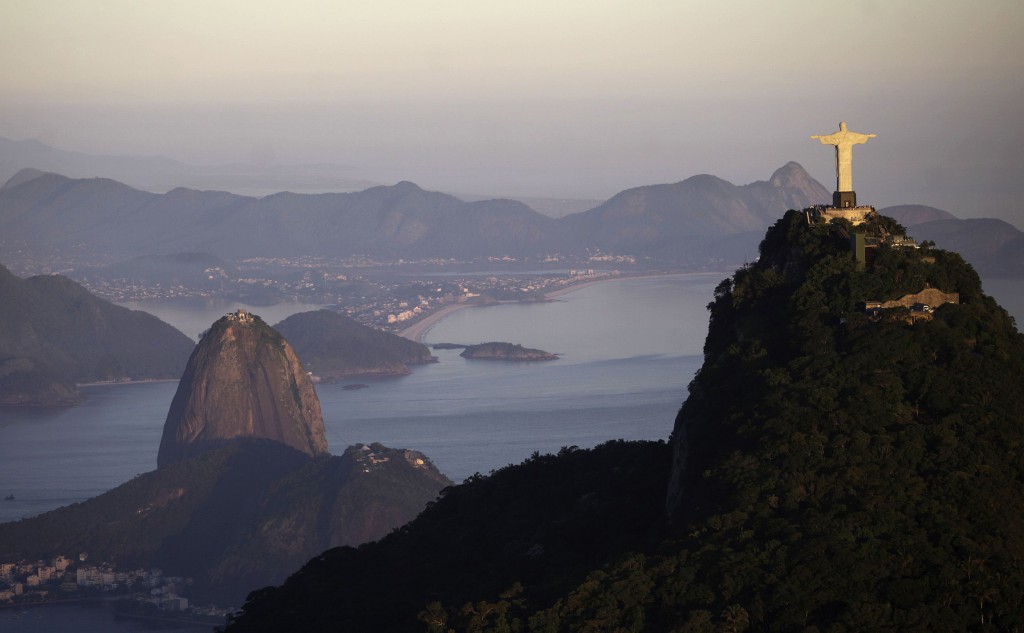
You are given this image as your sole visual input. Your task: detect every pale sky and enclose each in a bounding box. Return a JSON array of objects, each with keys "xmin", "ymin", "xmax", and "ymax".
[{"xmin": 2, "ymin": 0, "xmax": 1022, "ymax": 218}]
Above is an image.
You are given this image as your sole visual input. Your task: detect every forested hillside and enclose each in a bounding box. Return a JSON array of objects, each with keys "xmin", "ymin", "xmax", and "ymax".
[
  {"xmin": 224, "ymin": 211, "xmax": 1024, "ymax": 631},
  {"xmin": 274, "ymin": 310, "xmax": 435, "ymax": 379},
  {"xmin": 0, "ymin": 263, "xmax": 194, "ymax": 405}
]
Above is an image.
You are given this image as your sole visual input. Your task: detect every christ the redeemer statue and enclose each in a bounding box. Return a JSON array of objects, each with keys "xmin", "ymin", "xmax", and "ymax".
[{"xmin": 811, "ymin": 121, "xmax": 876, "ymax": 193}]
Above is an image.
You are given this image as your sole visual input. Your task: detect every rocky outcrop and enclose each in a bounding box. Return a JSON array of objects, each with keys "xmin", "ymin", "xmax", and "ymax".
[
  {"xmin": 157, "ymin": 310, "xmax": 327, "ymax": 468},
  {"xmin": 459, "ymin": 342, "xmax": 558, "ymax": 361}
]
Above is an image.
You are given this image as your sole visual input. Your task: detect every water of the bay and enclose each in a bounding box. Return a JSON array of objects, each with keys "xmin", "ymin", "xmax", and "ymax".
[{"xmin": 0, "ymin": 273, "xmax": 720, "ymax": 524}]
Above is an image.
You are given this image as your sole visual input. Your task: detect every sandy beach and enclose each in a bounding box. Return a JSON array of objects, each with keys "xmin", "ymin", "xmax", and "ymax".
[
  {"xmin": 398, "ymin": 275, "xmax": 629, "ymax": 344},
  {"xmin": 398, "ymin": 301, "xmax": 476, "ymax": 343},
  {"xmin": 398, "ymin": 271, "xmax": 727, "ymax": 344}
]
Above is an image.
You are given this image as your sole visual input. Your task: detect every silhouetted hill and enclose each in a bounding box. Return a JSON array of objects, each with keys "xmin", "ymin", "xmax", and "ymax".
[
  {"xmin": 0, "ymin": 440, "xmax": 450, "ymax": 605},
  {"xmin": 274, "ymin": 310, "xmax": 435, "ymax": 380},
  {"xmin": 0, "ymin": 263, "xmax": 194, "ymax": 405},
  {"xmin": 880, "ymin": 204, "xmax": 958, "ymax": 226},
  {"xmin": 556, "ymin": 161, "xmax": 829, "ymax": 264},
  {"xmin": 223, "ymin": 211, "xmax": 1024, "ymax": 631},
  {"xmin": 0, "ymin": 170, "xmax": 557, "ymax": 261},
  {"xmin": 223, "ymin": 441, "xmax": 670, "ymax": 631},
  {"xmin": 906, "ymin": 217, "xmax": 1024, "ymax": 276},
  {"xmin": 875, "ymin": 206, "xmax": 1024, "ymax": 276}
]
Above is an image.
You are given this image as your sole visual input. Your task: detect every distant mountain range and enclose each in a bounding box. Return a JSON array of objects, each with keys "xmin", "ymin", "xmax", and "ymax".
[
  {"xmin": 881, "ymin": 205, "xmax": 1024, "ymax": 276},
  {"xmin": 0, "ymin": 162, "xmax": 830, "ymax": 267},
  {"xmin": 2, "ymin": 157, "xmax": 1022, "ymax": 275},
  {"xmin": 0, "ymin": 264, "xmax": 195, "ymax": 405},
  {"xmin": 0, "ymin": 136, "xmax": 378, "ymax": 197}
]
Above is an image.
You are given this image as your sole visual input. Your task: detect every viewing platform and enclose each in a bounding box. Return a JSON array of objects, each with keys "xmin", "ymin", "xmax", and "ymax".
[{"xmin": 805, "ymin": 204, "xmax": 876, "ymax": 226}]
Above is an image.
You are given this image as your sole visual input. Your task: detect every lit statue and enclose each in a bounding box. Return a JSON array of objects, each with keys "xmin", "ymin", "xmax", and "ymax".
[{"xmin": 811, "ymin": 121, "xmax": 876, "ymax": 192}]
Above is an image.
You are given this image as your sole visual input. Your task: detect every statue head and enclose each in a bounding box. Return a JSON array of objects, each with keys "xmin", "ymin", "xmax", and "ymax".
[{"xmin": 839, "ymin": 121, "xmax": 848, "ymax": 131}]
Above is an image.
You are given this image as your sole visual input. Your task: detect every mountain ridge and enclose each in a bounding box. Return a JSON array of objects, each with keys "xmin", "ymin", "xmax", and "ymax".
[{"xmin": 0, "ymin": 163, "xmax": 829, "ymax": 265}]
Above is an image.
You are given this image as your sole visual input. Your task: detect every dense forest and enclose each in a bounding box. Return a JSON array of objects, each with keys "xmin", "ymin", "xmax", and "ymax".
[{"xmin": 224, "ymin": 211, "xmax": 1024, "ymax": 631}]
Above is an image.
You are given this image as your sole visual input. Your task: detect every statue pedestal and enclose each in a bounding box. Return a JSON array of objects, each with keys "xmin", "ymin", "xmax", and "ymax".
[
  {"xmin": 833, "ymin": 191, "xmax": 857, "ymax": 208},
  {"xmin": 814, "ymin": 204, "xmax": 875, "ymax": 226}
]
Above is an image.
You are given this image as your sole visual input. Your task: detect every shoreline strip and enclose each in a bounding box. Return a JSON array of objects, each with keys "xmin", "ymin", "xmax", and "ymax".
[{"xmin": 398, "ymin": 272, "xmax": 719, "ymax": 344}]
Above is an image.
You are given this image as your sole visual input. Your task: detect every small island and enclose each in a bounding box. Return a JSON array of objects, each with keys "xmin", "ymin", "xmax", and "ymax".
[{"xmin": 459, "ymin": 342, "xmax": 558, "ymax": 361}]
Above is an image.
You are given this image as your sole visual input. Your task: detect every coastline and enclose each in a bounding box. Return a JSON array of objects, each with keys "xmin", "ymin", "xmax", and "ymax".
[
  {"xmin": 398, "ymin": 272, "xmax": 707, "ymax": 344},
  {"xmin": 76, "ymin": 378, "xmax": 180, "ymax": 388},
  {"xmin": 398, "ymin": 302, "xmax": 476, "ymax": 344}
]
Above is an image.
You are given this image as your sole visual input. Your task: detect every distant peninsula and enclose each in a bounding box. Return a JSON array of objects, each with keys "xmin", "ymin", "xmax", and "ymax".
[{"xmin": 459, "ymin": 342, "xmax": 558, "ymax": 361}]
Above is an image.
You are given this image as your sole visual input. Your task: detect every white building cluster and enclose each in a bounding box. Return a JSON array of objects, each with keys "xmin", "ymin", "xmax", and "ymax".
[{"xmin": 0, "ymin": 555, "xmax": 199, "ymax": 613}]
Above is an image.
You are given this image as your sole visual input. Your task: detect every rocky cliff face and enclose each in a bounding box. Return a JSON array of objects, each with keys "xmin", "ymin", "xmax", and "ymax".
[{"xmin": 157, "ymin": 310, "xmax": 327, "ymax": 468}]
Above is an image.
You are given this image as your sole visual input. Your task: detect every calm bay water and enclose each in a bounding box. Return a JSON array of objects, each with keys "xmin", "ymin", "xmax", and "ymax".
[{"xmin": 0, "ymin": 273, "xmax": 718, "ymax": 524}]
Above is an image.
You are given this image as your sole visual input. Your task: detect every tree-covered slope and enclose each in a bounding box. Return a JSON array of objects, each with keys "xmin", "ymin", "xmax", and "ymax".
[
  {"xmin": 274, "ymin": 310, "xmax": 435, "ymax": 379},
  {"xmin": 224, "ymin": 210, "xmax": 1024, "ymax": 632},
  {"xmin": 0, "ymin": 440, "xmax": 450, "ymax": 606},
  {"xmin": 223, "ymin": 441, "xmax": 671, "ymax": 632},
  {"xmin": 0, "ymin": 263, "xmax": 195, "ymax": 405}
]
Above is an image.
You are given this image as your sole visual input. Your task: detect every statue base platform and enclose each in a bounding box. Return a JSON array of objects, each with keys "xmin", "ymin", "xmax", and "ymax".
[{"xmin": 806, "ymin": 205, "xmax": 876, "ymax": 226}]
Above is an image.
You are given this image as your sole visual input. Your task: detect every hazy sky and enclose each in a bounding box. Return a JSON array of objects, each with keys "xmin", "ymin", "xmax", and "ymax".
[{"xmin": 2, "ymin": 1, "xmax": 1022, "ymax": 218}]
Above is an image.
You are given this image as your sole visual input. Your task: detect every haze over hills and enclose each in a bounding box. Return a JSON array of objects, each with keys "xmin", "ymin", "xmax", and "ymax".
[
  {"xmin": 0, "ymin": 136, "xmax": 606, "ymax": 218},
  {"xmin": 0, "ymin": 136, "xmax": 379, "ymax": 197},
  {"xmin": 881, "ymin": 205, "xmax": 1024, "ymax": 277},
  {"xmin": 878, "ymin": 204, "xmax": 958, "ymax": 226},
  {"xmin": 4, "ymin": 162, "xmax": 1024, "ymax": 281},
  {"xmin": 0, "ymin": 163, "xmax": 831, "ymax": 268},
  {"xmin": 557, "ymin": 161, "xmax": 830, "ymax": 264},
  {"xmin": 0, "ymin": 263, "xmax": 194, "ymax": 405}
]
